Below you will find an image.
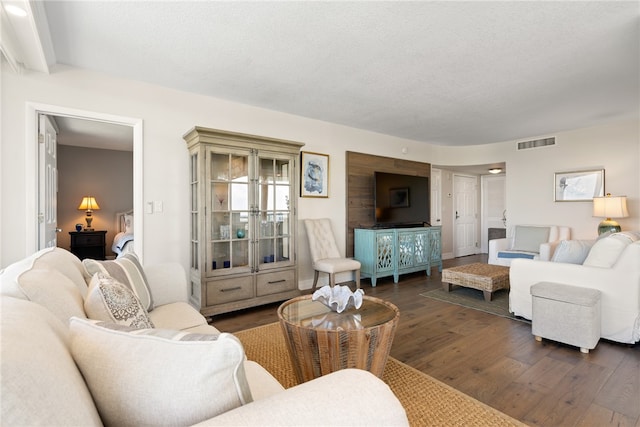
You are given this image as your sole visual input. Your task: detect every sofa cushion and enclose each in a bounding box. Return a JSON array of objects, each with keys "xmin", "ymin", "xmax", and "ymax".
[
  {"xmin": 512, "ymin": 226, "xmax": 550, "ymax": 252},
  {"xmin": 18, "ymin": 268, "xmax": 86, "ymax": 323},
  {"xmin": 583, "ymin": 232, "xmax": 640, "ymax": 268},
  {"xmin": 83, "ymin": 253, "xmax": 154, "ymax": 311},
  {"xmin": 32, "ymin": 248, "xmax": 90, "ymax": 296},
  {"xmin": 551, "ymin": 239, "xmax": 596, "ymax": 264},
  {"xmin": 148, "ymin": 301, "xmax": 211, "ymax": 331},
  {"xmin": 1, "ymin": 247, "xmax": 57, "ymax": 299},
  {"xmin": 69, "ymin": 317, "xmax": 253, "ymax": 426},
  {"xmin": 84, "ymin": 273, "xmax": 154, "ymax": 329},
  {"xmin": 0, "ymin": 297, "xmax": 102, "ymax": 426}
]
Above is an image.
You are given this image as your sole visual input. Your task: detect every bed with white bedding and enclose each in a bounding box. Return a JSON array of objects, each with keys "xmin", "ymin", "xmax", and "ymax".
[{"xmin": 111, "ymin": 210, "xmax": 134, "ymax": 258}]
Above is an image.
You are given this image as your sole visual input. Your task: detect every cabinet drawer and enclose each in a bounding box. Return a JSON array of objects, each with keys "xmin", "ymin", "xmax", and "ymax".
[
  {"xmin": 206, "ymin": 277, "xmax": 253, "ymax": 306},
  {"xmin": 73, "ymin": 233, "xmax": 104, "ymax": 246},
  {"xmin": 256, "ymin": 270, "xmax": 296, "ymax": 297}
]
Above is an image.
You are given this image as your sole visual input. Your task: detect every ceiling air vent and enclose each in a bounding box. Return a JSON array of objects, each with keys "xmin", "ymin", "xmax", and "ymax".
[{"xmin": 517, "ymin": 137, "xmax": 555, "ymax": 150}]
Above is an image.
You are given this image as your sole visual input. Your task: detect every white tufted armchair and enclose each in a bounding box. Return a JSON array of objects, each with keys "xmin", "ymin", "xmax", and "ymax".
[{"xmin": 303, "ymin": 218, "xmax": 361, "ymax": 291}]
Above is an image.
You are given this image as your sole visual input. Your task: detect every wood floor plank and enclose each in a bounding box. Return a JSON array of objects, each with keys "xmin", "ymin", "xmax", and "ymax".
[
  {"xmin": 574, "ymin": 403, "xmax": 638, "ymax": 427},
  {"xmin": 522, "ymin": 362, "xmax": 612, "ymax": 426},
  {"xmin": 594, "ymin": 350, "xmax": 640, "ymax": 419},
  {"xmin": 514, "ymin": 356, "xmax": 577, "ymax": 393}
]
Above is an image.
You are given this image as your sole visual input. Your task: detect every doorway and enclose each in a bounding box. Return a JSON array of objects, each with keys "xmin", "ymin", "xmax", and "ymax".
[{"xmin": 26, "ymin": 103, "xmax": 144, "ymax": 261}]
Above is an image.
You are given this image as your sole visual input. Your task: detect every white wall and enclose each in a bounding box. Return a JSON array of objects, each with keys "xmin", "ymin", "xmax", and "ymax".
[{"xmin": 2, "ymin": 64, "xmax": 639, "ymax": 283}]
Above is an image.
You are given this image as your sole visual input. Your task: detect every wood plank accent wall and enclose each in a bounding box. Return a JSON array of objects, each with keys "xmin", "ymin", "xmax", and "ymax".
[{"xmin": 345, "ymin": 151, "xmax": 430, "ymax": 257}]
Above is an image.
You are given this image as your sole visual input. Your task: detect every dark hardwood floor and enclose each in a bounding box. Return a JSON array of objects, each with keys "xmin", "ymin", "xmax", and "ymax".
[{"xmin": 213, "ymin": 255, "xmax": 640, "ymax": 427}]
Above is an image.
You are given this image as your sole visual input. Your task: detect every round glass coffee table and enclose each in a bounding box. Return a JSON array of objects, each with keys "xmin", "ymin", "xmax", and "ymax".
[{"xmin": 277, "ymin": 295, "xmax": 399, "ymax": 383}]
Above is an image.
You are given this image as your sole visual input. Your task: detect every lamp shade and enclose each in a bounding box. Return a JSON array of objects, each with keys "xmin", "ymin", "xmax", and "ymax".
[
  {"xmin": 592, "ymin": 195, "xmax": 628, "ymax": 219},
  {"xmin": 78, "ymin": 196, "xmax": 100, "ymax": 211}
]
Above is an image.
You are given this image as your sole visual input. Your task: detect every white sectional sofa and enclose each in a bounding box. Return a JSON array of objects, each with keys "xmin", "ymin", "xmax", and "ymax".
[
  {"xmin": 489, "ymin": 225, "xmax": 571, "ymax": 266},
  {"xmin": 509, "ymin": 232, "xmax": 640, "ymax": 344},
  {"xmin": 0, "ymin": 247, "xmax": 408, "ymax": 426}
]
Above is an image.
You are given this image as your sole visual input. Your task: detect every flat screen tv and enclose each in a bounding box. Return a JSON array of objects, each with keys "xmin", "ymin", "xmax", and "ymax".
[{"xmin": 374, "ymin": 172, "xmax": 430, "ymax": 228}]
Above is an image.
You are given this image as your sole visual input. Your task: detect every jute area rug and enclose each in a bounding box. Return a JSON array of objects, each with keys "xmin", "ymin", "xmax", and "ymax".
[
  {"xmin": 420, "ymin": 287, "xmax": 530, "ymax": 323},
  {"xmin": 234, "ymin": 322, "xmax": 525, "ymax": 427}
]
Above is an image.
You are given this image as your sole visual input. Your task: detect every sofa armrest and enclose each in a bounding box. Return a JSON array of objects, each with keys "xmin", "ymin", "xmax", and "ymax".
[
  {"xmin": 488, "ymin": 238, "xmax": 511, "ymax": 264},
  {"xmin": 538, "ymin": 242, "xmax": 554, "ymax": 261},
  {"xmin": 144, "ymin": 263, "xmax": 189, "ymax": 306},
  {"xmin": 193, "ymin": 369, "xmax": 408, "ymax": 426}
]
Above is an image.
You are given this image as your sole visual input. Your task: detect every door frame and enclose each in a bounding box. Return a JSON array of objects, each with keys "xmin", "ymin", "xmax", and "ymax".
[{"xmin": 25, "ymin": 103, "xmax": 144, "ymax": 261}]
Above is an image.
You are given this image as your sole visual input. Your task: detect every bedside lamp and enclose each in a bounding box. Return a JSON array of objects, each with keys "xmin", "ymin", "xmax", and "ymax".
[
  {"xmin": 78, "ymin": 196, "xmax": 100, "ymax": 231},
  {"xmin": 593, "ymin": 193, "xmax": 628, "ymax": 235}
]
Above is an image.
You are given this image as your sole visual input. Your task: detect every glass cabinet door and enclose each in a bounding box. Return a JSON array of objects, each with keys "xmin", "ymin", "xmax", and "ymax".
[
  {"xmin": 257, "ymin": 155, "xmax": 294, "ymax": 269},
  {"xmin": 208, "ymin": 150, "xmax": 251, "ymax": 275}
]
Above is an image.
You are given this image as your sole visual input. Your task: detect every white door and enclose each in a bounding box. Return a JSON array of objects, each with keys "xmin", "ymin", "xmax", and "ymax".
[
  {"xmin": 38, "ymin": 115, "xmax": 59, "ymax": 249},
  {"xmin": 453, "ymin": 174, "xmax": 477, "ymax": 257},
  {"xmin": 481, "ymin": 174, "xmax": 506, "ymax": 253},
  {"xmin": 430, "ymin": 168, "xmax": 442, "ymax": 227}
]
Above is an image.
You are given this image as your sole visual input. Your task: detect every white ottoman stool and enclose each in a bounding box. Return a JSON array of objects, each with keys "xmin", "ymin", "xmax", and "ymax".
[{"xmin": 530, "ymin": 282, "xmax": 601, "ymax": 353}]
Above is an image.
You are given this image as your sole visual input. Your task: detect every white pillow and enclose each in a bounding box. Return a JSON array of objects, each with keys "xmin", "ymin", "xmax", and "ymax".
[
  {"xmin": 124, "ymin": 214, "xmax": 134, "ymax": 234},
  {"xmin": 85, "ymin": 273, "xmax": 154, "ymax": 329},
  {"xmin": 69, "ymin": 318, "xmax": 253, "ymax": 426},
  {"xmin": 83, "ymin": 253, "xmax": 153, "ymax": 311},
  {"xmin": 583, "ymin": 233, "xmax": 638, "ymax": 268},
  {"xmin": 512, "ymin": 226, "xmax": 550, "ymax": 252},
  {"xmin": 551, "ymin": 240, "xmax": 596, "ymax": 264}
]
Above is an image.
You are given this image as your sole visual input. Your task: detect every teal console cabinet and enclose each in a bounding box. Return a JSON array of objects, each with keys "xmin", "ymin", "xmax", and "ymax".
[{"xmin": 354, "ymin": 226, "xmax": 442, "ymax": 287}]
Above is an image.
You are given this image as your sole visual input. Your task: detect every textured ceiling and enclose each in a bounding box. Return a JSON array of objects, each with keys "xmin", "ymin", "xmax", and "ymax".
[{"xmin": 9, "ymin": 1, "xmax": 640, "ymax": 146}]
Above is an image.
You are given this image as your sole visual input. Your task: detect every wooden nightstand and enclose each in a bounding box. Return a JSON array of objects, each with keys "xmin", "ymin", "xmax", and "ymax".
[{"xmin": 69, "ymin": 230, "xmax": 107, "ymax": 260}]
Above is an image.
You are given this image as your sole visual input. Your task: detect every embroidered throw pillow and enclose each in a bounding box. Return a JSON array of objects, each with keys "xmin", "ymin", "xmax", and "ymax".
[
  {"xmin": 85, "ymin": 273, "xmax": 154, "ymax": 329},
  {"xmin": 69, "ymin": 317, "xmax": 252, "ymax": 426},
  {"xmin": 82, "ymin": 253, "xmax": 153, "ymax": 311}
]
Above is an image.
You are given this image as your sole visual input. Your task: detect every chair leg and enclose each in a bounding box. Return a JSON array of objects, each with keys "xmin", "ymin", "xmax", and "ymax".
[
  {"xmin": 329, "ymin": 273, "xmax": 336, "ymax": 288},
  {"xmin": 355, "ymin": 269, "xmax": 360, "ymax": 290},
  {"xmin": 312, "ymin": 270, "xmax": 320, "ymax": 292}
]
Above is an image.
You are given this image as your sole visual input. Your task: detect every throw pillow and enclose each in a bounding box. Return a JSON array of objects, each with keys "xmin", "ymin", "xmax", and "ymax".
[
  {"xmin": 512, "ymin": 226, "xmax": 550, "ymax": 253},
  {"xmin": 69, "ymin": 317, "xmax": 252, "ymax": 426},
  {"xmin": 551, "ymin": 240, "xmax": 596, "ymax": 264},
  {"xmin": 582, "ymin": 232, "xmax": 639, "ymax": 268},
  {"xmin": 85, "ymin": 273, "xmax": 154, "ymax": 329},
  {"xmin": 82, "ymin": 253, "xmax": 153, "ymax": 311}
]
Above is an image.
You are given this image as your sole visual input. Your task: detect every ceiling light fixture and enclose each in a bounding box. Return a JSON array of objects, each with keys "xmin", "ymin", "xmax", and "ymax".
[
  {"xmin": 488, "ymin": 168, "xmax": 502, "ymax": 174},
  {"xmin": 4, "ymin": 4, "xmax": 27, "ymax": 17}
]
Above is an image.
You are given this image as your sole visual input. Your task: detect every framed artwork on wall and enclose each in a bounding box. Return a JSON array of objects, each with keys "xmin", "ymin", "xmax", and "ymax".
[
  {"xmin": 554, "ymin": 169, "xmax": 604, "ymax": 202},
  {"xmin": 300, "ymin": 151, "xmax": 329, "ymax": 198}
]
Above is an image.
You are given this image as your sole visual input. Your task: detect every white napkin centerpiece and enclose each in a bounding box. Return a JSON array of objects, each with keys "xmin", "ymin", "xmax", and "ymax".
[{"xmin": 312, "ymin": 285, "xmax": 364, "ymax": 313}]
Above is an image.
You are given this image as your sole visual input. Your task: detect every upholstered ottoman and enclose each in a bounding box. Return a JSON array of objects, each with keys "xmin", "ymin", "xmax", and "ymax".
[{"xmin": 530, "ymin": 282, "xmax": 601, "ymax": 353}]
